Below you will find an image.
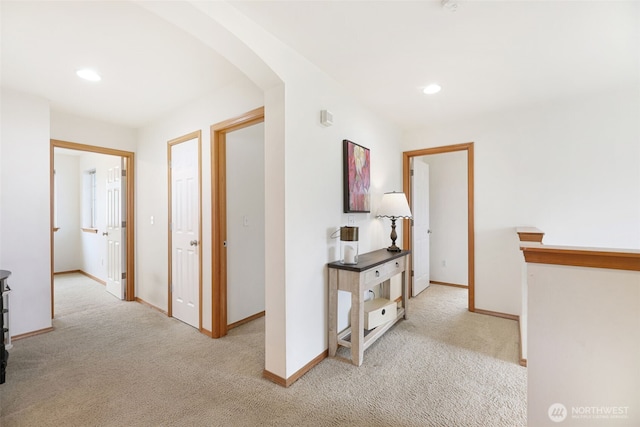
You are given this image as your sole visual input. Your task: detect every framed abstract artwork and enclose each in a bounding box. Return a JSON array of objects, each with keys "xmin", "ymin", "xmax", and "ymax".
[{"xmin": 343, "ymin": 139, "xmax": 370, "ymax": 213}]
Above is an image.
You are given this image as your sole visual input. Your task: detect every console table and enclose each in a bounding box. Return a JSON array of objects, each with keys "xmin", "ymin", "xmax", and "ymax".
[{"xmin": 328, "ymin": 249, "xmax": 410, "ymax": 366}]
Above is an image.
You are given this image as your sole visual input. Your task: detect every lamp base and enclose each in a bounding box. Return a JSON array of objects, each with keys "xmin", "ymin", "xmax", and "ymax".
[{"xmin": 387, "ymin": 218, "xmax": 402, "ymax": 252}]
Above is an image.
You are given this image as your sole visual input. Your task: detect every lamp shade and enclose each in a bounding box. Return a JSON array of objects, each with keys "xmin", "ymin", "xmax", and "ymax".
[{"xmin": 377, "ymin": 192, "xmax": 412, "ymax": 218}]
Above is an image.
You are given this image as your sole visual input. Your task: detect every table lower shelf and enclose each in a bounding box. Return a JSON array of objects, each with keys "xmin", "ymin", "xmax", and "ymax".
[{"xmin": 336, "ymin": 306, "xmax": 405, "ymax": 351}]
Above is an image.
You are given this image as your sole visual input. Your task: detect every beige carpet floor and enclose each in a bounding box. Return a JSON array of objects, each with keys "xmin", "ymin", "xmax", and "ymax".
[{"xmin": 0, "ymin": 274, "xmax": 526, "ymax": 426}]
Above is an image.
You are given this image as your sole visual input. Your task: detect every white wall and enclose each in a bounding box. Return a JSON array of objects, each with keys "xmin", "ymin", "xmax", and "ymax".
[
  {"xmin": 53, "ymin": 153, "xmax": 81, "ymax": 272},
  {"xmin": 281, "ymin": 74, "xmax": 403, "ymax": 378},
  {"xmin": 226, "ymin": 123, "xmax": 265, "ymax": 324},
  {"xmin": 263, "ymin": 84, "xmax": 287, "ymax": 377},
  {"xmin": 527, "ymin": 263, "xmax": 639, "ymax": 426},
  {"xmin": 197, "ymin": 2, "xmax": 404, "ymax": 378},
  {"xmin": 50, "ymin": 110, "xmax": 137, "ymax": 153},
  {"xmin": 403, "ymin": 88, "xmax": 640, "ymax": 316},
  {"xmin": 0, "ymin": 88, "xmax": 52, "ymax": 336},
  {"xmin": 421, "ymin": 152, "xmax": 468, "ymax": 286}
]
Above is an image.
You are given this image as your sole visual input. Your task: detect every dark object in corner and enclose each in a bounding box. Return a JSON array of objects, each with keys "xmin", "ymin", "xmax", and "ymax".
[{"xmin": 1, "ymin": 269, "xmax": 11, "ymax": 384}]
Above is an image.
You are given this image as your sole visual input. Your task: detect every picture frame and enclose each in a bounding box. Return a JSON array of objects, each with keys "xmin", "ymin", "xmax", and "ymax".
[{"xmin": 343, "ymin": 139, "xmax": 371, "ymax": 213}]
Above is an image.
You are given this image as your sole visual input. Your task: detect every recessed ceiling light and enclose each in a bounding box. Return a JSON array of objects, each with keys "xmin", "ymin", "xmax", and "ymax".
[
  {"xmin": 423, "ymin": 84, "xmax": 442, "ymax": 95},
  {"xmin": 76, "ymin": 69, "xmax": 101, "ymax": 82},
  {"xmin": 441, "ymin": 0, "xmax": 458, "ymax": 12}
]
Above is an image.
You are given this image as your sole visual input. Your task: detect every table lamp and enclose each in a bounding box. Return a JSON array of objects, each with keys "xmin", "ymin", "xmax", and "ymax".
[{"xmin": 377, "ymin": 191, "xmax": 412, "ymax": 252}]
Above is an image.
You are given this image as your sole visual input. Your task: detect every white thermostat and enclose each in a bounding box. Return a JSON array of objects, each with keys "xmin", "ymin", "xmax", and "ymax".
[{"xmin": 320, "ymin": 109, "xmax": 334, "ymax": 127}]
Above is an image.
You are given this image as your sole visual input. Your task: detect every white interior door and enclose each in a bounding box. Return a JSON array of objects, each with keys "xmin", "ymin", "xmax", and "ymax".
[
  {"xmin": 411, "ymin": 157, "xmax": 430, "ymax": 296},
  {"xmin": 226, "ymin": 123, "xmax": 266, "ymax": 325},
  {"xmin": 170, "ymin": 137, "xmax": 200, "ymax": 328},
  {"xmin": 106, "ymin": 161, "xmax": 125, "ymax": 299}
]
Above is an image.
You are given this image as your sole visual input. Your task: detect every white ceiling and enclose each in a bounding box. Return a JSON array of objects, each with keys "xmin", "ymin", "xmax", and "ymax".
[
  {"xmin": 2, "ymin": 1, "xmax": 637, "ymax": 130},
  {"xmin": 1, "ymin": 1, "xmax": 242, "ymax": 128}
]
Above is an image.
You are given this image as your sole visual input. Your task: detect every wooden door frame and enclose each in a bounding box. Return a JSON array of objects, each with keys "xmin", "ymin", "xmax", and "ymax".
[
  {"xmin": 402, "ymin": 142, "xmax": 475, "ymax": 312},
  {"xmin": 211, "ymin": 107, "xmax": 264, "ymax": 338},
  {"xmin": 50, "ymin": 139, "xmax": 136, "ymax": 318},
  {"xmin": 167, "ymin": 131, "xmax": 203, "ymax": 329}
]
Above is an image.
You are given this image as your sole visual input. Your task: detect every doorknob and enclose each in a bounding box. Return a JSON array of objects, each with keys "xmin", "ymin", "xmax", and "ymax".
[
  {"xmin": 103, "ymin": 232, "xmax": 109, "ymax": 236},
  {"xmin": 190, "ymin": 240, "xmax": 198, "ymax": 246}
]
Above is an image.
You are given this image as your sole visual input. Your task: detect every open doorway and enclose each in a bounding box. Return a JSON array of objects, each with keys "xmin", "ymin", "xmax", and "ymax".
[
  {"xmin": 50, "ymin": 139, "xmax": 135, "ymax": 318},
  {"xmin": 402, "ymin": 143, "xmax": 475, "ymax": 312},
  {"xmin": 210, "ymin": 107, "xmax": 265, "ymax": 338}
]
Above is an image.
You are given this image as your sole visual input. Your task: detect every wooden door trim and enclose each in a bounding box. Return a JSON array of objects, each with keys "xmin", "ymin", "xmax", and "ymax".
[
  {"xmin": 211, "ymin": 106, "xmax": 264, "ymax": 338},
  {"xmin": 50, "ymin": 139, "xmax": 136, "ymax": 318},
  {"xmin": 402, "ymin": 142, "xmax": 475, "ymax": 312},
  {"xmin": 167, "ymin": 130, "xmax": 203, "ymax": 330}
]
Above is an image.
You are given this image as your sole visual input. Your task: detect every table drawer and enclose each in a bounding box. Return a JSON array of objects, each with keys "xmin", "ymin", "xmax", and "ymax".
[
  {"xmin": 362, "ymin": 257, "xmax": 405, "ymax": 288},
  {"xmin": 387, "ymin": 257, "xmax": 405, "ymax": 277},
  {"xmin": 363, "ymin": 265, "xmax": 387, "ymax": 286},
  {"xmin": 364, "ymin": 298, "xmax": 396, "ymax": 329}
]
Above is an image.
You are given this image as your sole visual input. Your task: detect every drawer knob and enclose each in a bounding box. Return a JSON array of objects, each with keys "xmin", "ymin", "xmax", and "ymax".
[
  {"xmin": 395, "ymin": 262, "xmax": 399, "ymax": 267},
  {"xmin": 382, "ymin": 309, "xmax": 386, "ymax": 315},
  {"xmin": 375, "ymin": 270, "xmax": 380, "ymax": 277}
]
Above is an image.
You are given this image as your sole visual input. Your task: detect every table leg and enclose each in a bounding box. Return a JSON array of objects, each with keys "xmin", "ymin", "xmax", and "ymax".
[
  {"xmin": 351, "ymin": 289, "xmax": 364, "ymax": 366},
  {"xmin": 402, "ymin": 267, "xmax": 409, "ymax": 320},
  {"xmin": 328, "ymin": 269, "xmax": 338, "ymax": 357}
]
